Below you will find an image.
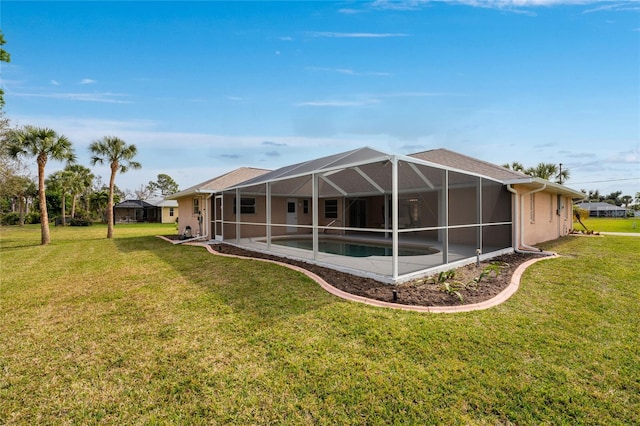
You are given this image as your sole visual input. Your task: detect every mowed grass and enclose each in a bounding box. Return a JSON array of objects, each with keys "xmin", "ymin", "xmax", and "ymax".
[
  {"xmin": 1, "ymin": 224, "xmax": 638, "ymax": 424},
  {"xmin": 576, "ymin": 216, "xmax": 640, "ymax": 233}
]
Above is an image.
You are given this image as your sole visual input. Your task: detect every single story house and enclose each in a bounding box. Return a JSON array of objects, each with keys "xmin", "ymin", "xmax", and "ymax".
[
  {"xmin": 113, "ymin": 198, "xmax": 178, "ymax": 224},
  {"xmin": 574, "ymin": 201, "xmax": 628, "ymax": 218},
  {"xmin": 169, "ymin": 147, "xmax": 584, "ymax": 284},
  {"xmin": 167, "ymin": 167, "xmax": 271, "ymax": 237}
]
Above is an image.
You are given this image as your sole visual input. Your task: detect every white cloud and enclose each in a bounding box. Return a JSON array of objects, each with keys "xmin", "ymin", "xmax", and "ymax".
[
  {"xmin": 50, "ymin": 80, "xmax": 60, "ymax": 86},
  {"xmin": 307, "ymin": 66, "xmax": 391, "ymax": 76},
  {"xmin": 13, "ymin": 91, "xmax": 133, "ymax": 104},
  {"xmin": 295, "ymin": 99, "xmax": 380, "ymax": 107},
  {"xmin": 606, "ymin": 147, "xmax": 640, "ymax": 164},
  {"xmin": 337, "ymin": 8, "xmax": 363, "ymax": 14},
  {"xmin": 370, "ymin": 0, "xmax": 640, "ymax": 15},
  {"xmin": 79, "ymin": 78, "xmax": 97, "ymax": 85},
  {"xmin": 308, "ymin": 31, "xmax": 408, "ymax": 38}
]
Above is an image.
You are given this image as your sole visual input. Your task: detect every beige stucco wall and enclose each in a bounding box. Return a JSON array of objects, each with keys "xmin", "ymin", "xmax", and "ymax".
[
  {"xmin": 161, "ymin": 206, "xmax": 178, "ymax": 224},
  {"xmin": 176, "ymin": 194, "xmax": 208, "ymax": 237},
  {"xmin": 518, "ymin": 188, "xmax": 573, "ymax": 246}
]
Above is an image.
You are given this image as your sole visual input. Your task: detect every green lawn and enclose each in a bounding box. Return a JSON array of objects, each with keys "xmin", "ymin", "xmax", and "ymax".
[
  {"xmin": 1, "ymin": 224, "xmax": 639, "ymax": 424},
  {"xmin": 575, "ymin": 216, "xmax": 640, "ymax": 233}
]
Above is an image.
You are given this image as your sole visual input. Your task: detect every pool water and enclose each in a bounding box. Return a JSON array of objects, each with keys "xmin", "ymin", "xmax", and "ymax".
[{"xmin": 271, "ymin": 238, "xmax": 438, "ymax": 257}]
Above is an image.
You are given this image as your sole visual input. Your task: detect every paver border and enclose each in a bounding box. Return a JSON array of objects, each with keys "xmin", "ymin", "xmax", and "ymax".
[{"xmin": 157, "ymin": 236, "xmax": 557, "ymax": 313}]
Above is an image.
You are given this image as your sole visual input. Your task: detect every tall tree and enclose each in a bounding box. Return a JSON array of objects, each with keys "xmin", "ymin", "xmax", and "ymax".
[
  {"xmin": 502, "ymin": 161, "xmax": 525, "ymax": 172},
  {"xmin": 2, "ymin": 174, "xmax": 36, "ymax": 226},
  {"xmin": 525, "ymin": 163, "xmax": 569, "ymax": 183},
  {"xmin": 0, "ymin": 30, "xmax": 10, "ymax": 109},
  {"xmin": 147, "ymin": 173, "xmax": 179, "ymax": 197},
  {"xmin": 89, "ymin": 136, "xmax": 141, "ymax": 238},
  {"xmin": 64, "ymin": 164, "xmax": 94, "ymax": 218},
  {"xmin": 604, "ymin": 191, "xmax": 623, "ymax": 206},
  {"xmin": 504, "ymin": 161, "xmax": 569, "ymax": 183},
  {"xmin": 134, "ymin": 184, "xmax": 153, "ymax": 200},
  {"xmin": 90, "ymin": 189, "xmax": 110, "ymax": 223},
  {"xmin": 46, "ymin": 169, "xmax": 75, "ymax": 225},
  {"xmin": 6, "ymin": 126, "xmax": 76, "ymax": 244}
]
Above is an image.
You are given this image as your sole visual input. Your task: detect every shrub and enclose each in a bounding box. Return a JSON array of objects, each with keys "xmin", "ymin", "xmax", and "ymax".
[
  {"xmin": 26, "ymin": 212, "xmax": 41, "ymax": 224},
  {"xmin": 1, "ymin": 212, "xmax": 20, "ymax": 225}
]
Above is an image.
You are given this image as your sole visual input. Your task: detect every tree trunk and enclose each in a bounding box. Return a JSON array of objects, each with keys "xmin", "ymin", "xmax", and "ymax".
[
  {"xmin": 61, "ymin": 192, "xmax": 66, "ymax": 226},
  {"xmin": 71, "ymin": 194, "xmax": 77, "ymax": 219},
  {"xmin": 18, "ymin": 196, "xmax": 25, "ymax": 227},
  {"xmin": 37, "ymin": 156, "xmax": 50, "ymax": 245},
  {"xmin": 106, "ymin": 164, "xmax": 117, "ymax": 238}
]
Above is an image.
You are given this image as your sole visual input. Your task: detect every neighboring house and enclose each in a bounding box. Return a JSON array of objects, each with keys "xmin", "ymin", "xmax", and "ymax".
[
  {"xmin": 113, "ymin": 198, "xmax": 179, "ymax": 223},
  {"xmin": 149, "ymin": 198, "xmax": 179, "ymax": 223},
  {"xmin": 170, "ymin": 147, "xmax": 584, "ymax": 283},
  {"xmin": 574, "ymin": 201, "xmax": 628, "ymax": 218},
  {"xmin": 166, "ymin": 167, "xmax": 271, "ymax": 237}
]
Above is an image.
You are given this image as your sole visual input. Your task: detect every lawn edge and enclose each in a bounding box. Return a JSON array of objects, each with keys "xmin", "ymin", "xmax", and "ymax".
[{"xmin": 156, "ymin": 235, "xmax": 557, "ymax": 314}]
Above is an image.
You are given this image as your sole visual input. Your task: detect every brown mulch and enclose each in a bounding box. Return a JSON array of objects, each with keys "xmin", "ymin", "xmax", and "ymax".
[{"xmin": 196, "ymin": 241, "xmax": 546, "ymax": 307}]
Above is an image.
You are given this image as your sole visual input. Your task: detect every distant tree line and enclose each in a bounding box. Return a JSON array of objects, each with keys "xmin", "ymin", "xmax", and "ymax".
[
  {"xmin": 0, "ymin": 30, "xmax": 179, "ymax": 244},
  {"xmin": 503, "ymin": 160, "xmax": 638, "ymax": 212},
  {"xmin": 0, "ymin": 120, "xmax": 181, "ymax": 240}
]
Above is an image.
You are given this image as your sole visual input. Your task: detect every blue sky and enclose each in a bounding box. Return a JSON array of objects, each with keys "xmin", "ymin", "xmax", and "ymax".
[{"xmin": 2, "ymin": 0, "xmax": 639, "ymax": 197}]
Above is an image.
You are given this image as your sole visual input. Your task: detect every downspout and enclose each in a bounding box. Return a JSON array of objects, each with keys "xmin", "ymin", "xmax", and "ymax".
[
  {"xmin": 506, "ymin": 185, "xmax": 519, "ymax": 250},
  {"xmin": 205, "ymin": 193, "xmax": 213, "ymax": 240},
  {"xmin": 507, "ymin": 184, "xmax": 555, "ymax": 255}
]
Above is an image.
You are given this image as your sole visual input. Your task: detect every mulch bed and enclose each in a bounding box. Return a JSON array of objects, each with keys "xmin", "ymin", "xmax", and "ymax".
[{"xmin": 173, "ymin": 238, "xmax": 545, "ymax": 307}]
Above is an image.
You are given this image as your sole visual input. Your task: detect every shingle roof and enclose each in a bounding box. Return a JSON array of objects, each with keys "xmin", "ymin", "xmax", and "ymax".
[
  {"xmin": 114, "ymin": 200, "xmax": 154, "ymax": 209},
  {"xmin": 575, "ymin": 201, "xmax": 627, "ymax": 211},
  {"xmin": 408, "ymin": 148, "xmax": 527, "ymax": 181},
  {"xmin": 166, "ymin": 167, "xmax": 271, "ymax": 199}
]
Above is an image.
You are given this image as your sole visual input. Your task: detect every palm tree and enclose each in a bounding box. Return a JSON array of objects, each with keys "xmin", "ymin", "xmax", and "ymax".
[
  {"xmin": 524, "ymin": 162, "xmax": 570, "ymax": 184},
  {"xmin": 7, "ymin": 126, "xmax": 75, "ymax": 245},
  {"xmin": 504, "ymin": 161, "xmax": 569, "ymax": 184},
  {"xmin": 89, "ymin": 189, "xmax": 110, "ymax": 223},
  {"xmin": 89, "ymin": 136, "xmax": 141, "ymax": 238},
  {"xmin": 502, "ymin": 161, "xmax": 525, "ymax": 172},
  {"xmin": 46, "ymin": 169, "xmax": 75, "ymax": 225},
  {"xmin": 64, "ymin": 164, "xmax": 94, "ymax": 219}
]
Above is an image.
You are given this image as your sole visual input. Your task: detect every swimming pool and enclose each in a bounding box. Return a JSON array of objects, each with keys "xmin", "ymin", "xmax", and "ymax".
[{"xmin": 270, "ymin": 238, "xmax": 438, "ymax": 257}]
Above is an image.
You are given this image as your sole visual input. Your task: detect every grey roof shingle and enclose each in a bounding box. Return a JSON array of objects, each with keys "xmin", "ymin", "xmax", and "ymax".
[
  {"xmin": 408, "ymin": 148, "xmax": 528, "ymax": 182},
  {"xmin": 167, "ymin": 167, "xmax": 271, "ymax": 199}
]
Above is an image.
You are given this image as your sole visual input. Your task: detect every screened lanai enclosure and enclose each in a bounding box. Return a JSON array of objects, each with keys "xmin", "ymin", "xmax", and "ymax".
[{"xmin": 214, "ymin": 147, "xmax": 513, "ymax": 283}]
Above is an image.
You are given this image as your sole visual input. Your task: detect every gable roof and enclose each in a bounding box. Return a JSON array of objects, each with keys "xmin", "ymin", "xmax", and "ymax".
[
  {"xmin": 236, "ymin": 147, "xmax": 392, "ymax": 188},
  {"xmin": 575, "ymin": 201, "xmax": 627, "ymax": 211},
  {"xmin": 409, "ymin": 148, "xmax": 527, "ymax": 181},
  {"xmin": 166, "ymin": 167, "xmax": 271, "ymax": 199},
  {"xmin": 147, "ymin": 198, "xmax": 178, "ymax": 208},
  {"xmin": 410, "ymin": 148, "xmax": 584, "ymax": 199},
  {"xmin": 114, "ymin": 200, "xmax": 154, "ymax": 209}
]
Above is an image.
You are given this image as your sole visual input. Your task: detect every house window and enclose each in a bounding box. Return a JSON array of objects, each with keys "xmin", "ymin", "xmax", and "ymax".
[
  {"xmin": 325, "ymin": 199, "xmax": 338, "ymax": 219},
  {"xmin": 193, "ymin": 198, "xmax": 200, "ymax": 215},
  {"xmin": 169, "ymin": 207, "xmax": 174, "ymax": 217},
  {"xmin": 303, "ymin": 199, "xmax": 309, "ymax": 214},
  {"xmin": 233, "ymin": 197, "xmax": 256, "ymax": 214},
  {"xmin": 530, "ymin": 194, "xmax": 536, "ymax": 223}
]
